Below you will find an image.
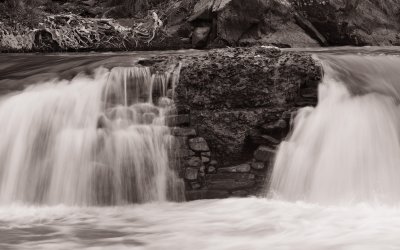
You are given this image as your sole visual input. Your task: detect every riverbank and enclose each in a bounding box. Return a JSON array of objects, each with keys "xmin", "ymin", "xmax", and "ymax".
[{"xmin": 1, "ymin": 0, "xmax": 400, "ymax": 52}]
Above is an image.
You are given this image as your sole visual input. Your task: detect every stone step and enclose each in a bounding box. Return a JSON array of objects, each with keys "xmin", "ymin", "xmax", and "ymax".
[
  {"xmin": 206, "ymin": 173, "xmax": 255, "ymax": 180},
  {"xmin": 206, "ymin": 179, "xmax": 255, "ymax": 190},
  {"xmin": 185, "ymin": 190, "xmax": 229, "ymax": 201}
]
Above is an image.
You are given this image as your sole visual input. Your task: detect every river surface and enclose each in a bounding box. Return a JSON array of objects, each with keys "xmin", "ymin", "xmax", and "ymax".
[
  {"xmin": 1, "ymin": 47, "xmax": 400, "ymax": 249},
  {"xmin": 2, "ymin": 199, "xmax": 400, "ymax": 250}
]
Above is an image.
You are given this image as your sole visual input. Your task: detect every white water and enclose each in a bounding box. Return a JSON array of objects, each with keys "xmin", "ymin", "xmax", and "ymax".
[
  {"xmin": 271, "ymin": 55, "xmax": 400, "ymax": 205},
  {"xmin": 1, "ymin": 199, "xmax": 400, "ymax": 250},
  {"xmin": 2, "ymin": 53, "xmax": 400, "ymax": 249},
  {"xmin": 0, "ymin": 65, "xmax": 183, "ymax": 206}
]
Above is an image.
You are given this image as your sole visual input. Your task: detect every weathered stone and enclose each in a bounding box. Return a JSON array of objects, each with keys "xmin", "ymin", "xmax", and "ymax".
[
  {"xmin": 192, "ymin": 26, "xmax": 211, "ymax": 49},
  {"xmin": 291, "ymin": 0, "xmax": 400, "ymax": 46},
  {"xmin": 173, "ymin": 136, "xmax": 188, "ymax": 150},
  {"xmin": 207, "ymin": 179, "xmax": 255, "ymax": 190},
  {"xmin": 190, "ymin": 182, "xmax": 201, "ymax": 190},
  {"xmin": 179, "ymin": 149, "xmax": 196, "ymax": 158},
  {"xmin": 201, "ymin": 151, "xmax": 211, "ymax": 157},
  {"xmin": 232, "ymin": 190, "xmax": 249, "ymax": 197},
  {"xmin": 218, "ymin": 164, "xmax": 251, "ymax": 173},
  {"xmin": 207, "ymin": 166, "xmax": 216, "ymax": 173},
  {"xmin": 187, "ymin": 157, "xmax": 202, "ymax": 168},
  {"xmin": 171, "ymin": 127, "xmax": 197, "ymax": 137},
  {"xmin": 281, "ymin": 110, "xmax": 293, "ymax": 121},
  {"xmin": 201, "ymin": 156, "xmax": 210, "ymax": 163},
  {"xmin": 188, "ymin": 0, "xmax": 213, "ymax": 21},
  {"xmin": 188, "ymin": 137, "xmax": 210, "ymax": 152},
  {"xmin": 199, "ymin": 165, "xmax": 206, "ymax": 176},
  {"xmin": 254, "ymin": 146, "xmax": 275, "ymax": 162},
  {"xmin": 186, "ymin": 190, "xmax": 229, "ymax": 201},
  {"xmin": 166, "ymin": 114, "xmax": 190, "ymax": 126},
  {"xmin": 250, "ymin": 133, "xmax": 280, "ymax": 146},
  {"xmin": 210, "ymin": 0, "xmax": 320, "ymax": 47},
  {"xmin": 276, "ymin": 119, "xmax": 287, "ymax": 129},
  {"xmin": 185, "ymin": 167, "xmax": 198, "ymax": 181},
  {"xmin": 210, "ymin": 160, "xmax": 218, "ymax": 166},
  {"xmin": 251, "ymin": 161, "xmax": 265, "ymax": 170},
  {"xmin": 177, "ymin": 47, "xmax": 321, "ymax": 165},
  {"xmin": 206, "ymin": 173, "xmax": 255, "ymax": 180}
]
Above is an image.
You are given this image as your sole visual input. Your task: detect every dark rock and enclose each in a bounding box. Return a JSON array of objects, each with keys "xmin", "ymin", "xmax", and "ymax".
[
  {"xmin": 185, "ymin": 190, "xmax": 229, "ymax": 200},
  {"xmin": 185, "ymin": 167, "xmax": 198, "ymax": 181},
  {"xmin": 201, "ymin": 156, "xmax": 210, "ymax": 163},
  {"xmin": 254, "ymin": 146, "xmax": 275, "ymax": 162},
  {"xmin": 192, "ymin": 26, "xmax": 211, "ymax": 48},
  {"xmin": 97, "ymin": 114, "xmax": 111, "ymax": 130},
  {"xmin": 206, "ymin": 173, "xmax": 255, "ymax": 180},
  {"xmin": 249, "ymin": 132, "xmax": 281, "ymax": 146},
  {"xmin": 210, "ymin": 160, "xmax": 218, "ymax": 166},
  {"xmin": 176, "ymin": 47, "xmax": 321, "ymax": 165},
  {"xmin": 207, "ymin": 179, "xmax": 255, "ymax": 190},
  {"xmin": 188, "ymin": 137, "xmax": 210, "ymax": 152},
  {"xmin": 218, "ymin": 164, "xmax": 251, "ymax": 173},
  {"xmin": 165, "ymin": 114, "xmax": 190, "ymax": 126},
  {"xmin": 207, "ymin": 166, "xmax": 216, "ymax": 173},
  {"xmin": 190, "ymin": 182, "xmax": 201, "ymax": 190},
  {"xmin": 251, "ymin": 161, "xmax": 265, "ymax": 170},
  {"xmin": 187, "ymin": 157, "xmax": 202, "ymax": 168},
  {"xmin": 290, "ymin": 0, "xmax": 400, "ymax": 46},
  {"xmin": 232, "ymin": 190, "xmax": 249, "ymax": 197},
  {"xmin": 209, "ymin": 0, "xmax": 320, "ymax": 47},
  {"xmin": 179, "ymin": 149, "xmax": 196, "ymax": 158},
  {"xmin": 201, "ymin": 151, "xmax": 211, "ymax": 157},
  {"xmin": 188, "ymin": 0, "xmax": 213, "ymax": 21},
  {"xmin": 171, "ymin": 127, "xmax": 197, "ymax": 137}
]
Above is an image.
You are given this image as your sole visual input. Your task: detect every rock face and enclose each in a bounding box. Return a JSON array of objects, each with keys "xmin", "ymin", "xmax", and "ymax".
[
  {"xmin": 154, "ymin": 46, "xmax": 322, "ymax": 199},
  {"xmin": 290, "ymin": 0, "xmax": 400, "ymax": 46},
  {"xmin": 1, "ymin": 0, "xmax": 400, "ymax": 51},
  {"xmin": 189, "ymin": 0, "xmax": 321, "ymax": 48},
  {"xmin": 176, "ymin": 47, "xmax": 321, "ymax": 166}
]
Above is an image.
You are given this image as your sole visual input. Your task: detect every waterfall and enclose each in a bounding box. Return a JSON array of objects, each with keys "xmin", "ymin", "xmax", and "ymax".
[
  {"xmin": 270, "ymin": 54, "xmax": 400, "ymax": 205},
  {"xmin": 0, "ymin": 65, "xmax": 184, "ymax": 206}
]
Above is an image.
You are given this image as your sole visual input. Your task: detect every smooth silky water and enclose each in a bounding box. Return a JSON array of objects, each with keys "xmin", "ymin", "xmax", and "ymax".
[{"xmin": 1, "ymin": 49, "xmax": 400, "ymax": 249}]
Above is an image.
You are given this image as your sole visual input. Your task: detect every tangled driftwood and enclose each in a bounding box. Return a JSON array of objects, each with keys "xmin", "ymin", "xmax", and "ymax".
[{"xmin": 0, "ymin": 11, "xmax": 165, "ymax": 51}]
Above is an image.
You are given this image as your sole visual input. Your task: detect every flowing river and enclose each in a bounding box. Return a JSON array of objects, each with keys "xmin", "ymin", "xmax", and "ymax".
[{"xmin": 1, "ymin": 47, "xmax": 400, "ymax": 249}]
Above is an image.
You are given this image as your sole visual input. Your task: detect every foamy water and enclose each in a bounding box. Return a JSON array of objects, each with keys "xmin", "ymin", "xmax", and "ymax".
[
  {"xmin": 0, "ymin": 65, "xmax": 184, "ymax": 205},
  {"xmin": 1, "ymin": 199, "xmax": 400, "ymax": 250},
  {"xmin": 271, "ymin": 54, "xmax": 400, "ymax": 205},
  {"xmin": 1, "ymin": 51, "xmax": 400, "ymax": 249}
]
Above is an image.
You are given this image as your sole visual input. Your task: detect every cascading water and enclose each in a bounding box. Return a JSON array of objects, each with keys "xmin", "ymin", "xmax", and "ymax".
[
  {"xmin": 270, "ymin": 54, "xmax": 400, "ymax": 205},
  {"xmin": 0, "ymin": 64, "xmax": 184, "ymax": 206}
]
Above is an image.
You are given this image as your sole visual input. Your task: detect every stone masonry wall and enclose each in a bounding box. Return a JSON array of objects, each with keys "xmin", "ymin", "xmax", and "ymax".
[{"xmin": 154, "ymin": 46, "xmax": 322, "ymax": 200}]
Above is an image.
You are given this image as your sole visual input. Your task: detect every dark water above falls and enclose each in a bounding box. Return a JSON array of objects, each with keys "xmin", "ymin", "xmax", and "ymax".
[{"xmin": 1, "ymin": 48, "xmax": 400, "ymax": 249}]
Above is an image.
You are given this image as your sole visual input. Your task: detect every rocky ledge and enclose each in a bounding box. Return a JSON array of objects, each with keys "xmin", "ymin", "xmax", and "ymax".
[{"xmin": 148, "ymin": 46, "xmax": 322, "ymax": 199}]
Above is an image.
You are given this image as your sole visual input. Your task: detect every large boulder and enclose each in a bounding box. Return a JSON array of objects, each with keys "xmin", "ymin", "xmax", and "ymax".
[
  {"xmin": 176, "ymin": 47, "xmax": 322, "ymax": 165},
  {"xmin": 188, "ymin": 0, "xmax": 321, "ymax": 48}
]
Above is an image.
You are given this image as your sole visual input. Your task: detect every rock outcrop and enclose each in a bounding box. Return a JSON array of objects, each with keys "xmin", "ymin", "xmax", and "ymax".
[
  {"xmin": 291, "ymin": 0, "xmax": 400, "ymax": 46},
  {"xmin": 188, "ymin": 0, "xmax": 321, "ymax": 48},
  {"xmin": 175, "ymin": 46, "xmax": 321, "ymax": 166},
  {"xmin": 149, "ymin": 46, "xmax": 322, "ymax": 199}
]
